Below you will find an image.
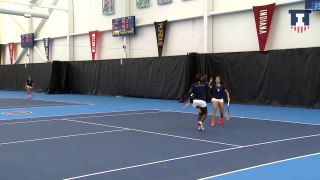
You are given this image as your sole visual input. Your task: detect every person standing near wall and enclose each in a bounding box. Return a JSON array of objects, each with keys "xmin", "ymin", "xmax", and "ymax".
[{"xmin": 25, "ymin": 75, "xmax": 34, "ymax": 99}]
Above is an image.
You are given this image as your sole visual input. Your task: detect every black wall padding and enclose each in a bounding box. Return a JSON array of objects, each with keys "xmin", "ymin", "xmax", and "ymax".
[
  {"xmin": 46, "ymin": 61, "xmax": 69, "ymax": 94},
  {"xmin": 0, "ymin": 47, "xmax": 319, "ymax": 108},
  {"xmin": 196, "ymin": 47, "xmax": 320, "ymax": 108},
  {"xmin": 0, "ymin": 63, "xmax": 52, "ymax": 91},
  {"xmin": 67, "ymin": 56, "xmax": 189, "ymax": 99},
  {"xmin": 183, "ymin": 53, "xmax": 200, "ymax": 95}
]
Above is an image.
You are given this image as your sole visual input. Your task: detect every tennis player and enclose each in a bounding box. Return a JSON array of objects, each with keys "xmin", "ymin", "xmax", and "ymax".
[
  {"xmin": 25, "ymin": 75, "xmax": 34, "ymax": 99},
  {"xmin": 187, "ymin": 73, "xmax": 211, "ymax": 131},
  {"xmin": 209, "ymin": 76, "xmax": 230, "ymax": 127}
]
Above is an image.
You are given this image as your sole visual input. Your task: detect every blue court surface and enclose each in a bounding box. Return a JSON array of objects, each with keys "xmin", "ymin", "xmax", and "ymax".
[{"xmin": 0, "ymin": 91, "xmax": 319, "ymax": 180}]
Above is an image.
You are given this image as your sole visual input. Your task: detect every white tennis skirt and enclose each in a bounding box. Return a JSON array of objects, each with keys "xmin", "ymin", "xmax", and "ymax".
[
  {"xmin": 211, "ymin": 98, "xmax": 224, "ymax": 103},
  {"xmin": 192, "ymin": 99, "xmax": 207, "ymax": 108}
]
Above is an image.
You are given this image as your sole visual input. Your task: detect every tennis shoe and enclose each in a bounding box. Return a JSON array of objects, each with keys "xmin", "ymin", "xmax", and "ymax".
[
  {"xmin": 198, "ymin": 121, "xmax": 204, "ymax": 131},
  {"xmin": 211, "ymin": 121, "xmax": 215, "ymax": 127},
  {"xmin": 218, "ymin": 117, "xmax": 223, "ymax": 125}
]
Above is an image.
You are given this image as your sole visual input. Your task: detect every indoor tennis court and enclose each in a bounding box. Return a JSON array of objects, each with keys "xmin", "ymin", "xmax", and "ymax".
[
  {"xmin": 0, "ymin": 0, "xmax": 319, "ymax": 180},
  {"xmin": 0, "ymin": 91, "xmax": 319, "ymax": 179}
]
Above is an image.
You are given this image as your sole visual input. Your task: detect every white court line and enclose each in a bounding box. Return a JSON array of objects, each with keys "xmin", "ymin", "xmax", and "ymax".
[
  {"xmin": 0, "ymin": 111, "xmax": 163, "ymax": 126},
  {"xmin": 66, "ymin": 119, "xmax": 240, "ymax": 147},
  {"xmin": 0, "ymin": 109, "xmax": 159, "ymax": 122},
  {"xmin": 198, "ymin": 152, "xmax": 320, "ymax": 180},
  {"xmin": 0, "ymin": 119, "xmax": 65, "ymax": 126},
  {"xmin": 0, "ymin": 129, "xmax": 127, "ymax": 146},
  {"xmin": 0, "ymin": 103, "xmax": 91, "ymax": 110},
  {"xmin": 11, "ymin": 97, "xmax": 94, "ymax": 106},
  {"xmin": 156, "ymin": 109, "xmax": 320, "ymax": 126},
  {"xmin": 63, "ymin": 147, "xmax": 241, "ymax": 180},
  {"xmin": 63, "ymin": 133, "xmax": 320, "ymax": 180}
]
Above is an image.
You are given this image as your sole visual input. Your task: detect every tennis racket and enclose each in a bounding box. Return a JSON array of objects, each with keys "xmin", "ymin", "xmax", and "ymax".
[
  {"xmin": 226, "ymin": 101, "xmax": 230, "ymax": 120},
  {"xmin": 181, "ymin": 96, "xmax": 191, "ymax": 108}
]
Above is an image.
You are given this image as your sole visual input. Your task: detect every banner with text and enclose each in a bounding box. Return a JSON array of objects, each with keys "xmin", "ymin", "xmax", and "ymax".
[
  {"xmin": 89, "ymin": 31, "xmax": 99, "ymax": 60},
  {"xmin": 253, "ymin": 3, "xmax": 276, "ymax": 52},
  {"xmin": 43, "ymin": 38, "xmax": 50, "ymax": 62},
  {"xmin": 154, "ymin": 20, "xmax": 168, "ymax": 57},
  {"xmin": 9, "ymin": 42, "xmax": 14, "ymax": 64}
]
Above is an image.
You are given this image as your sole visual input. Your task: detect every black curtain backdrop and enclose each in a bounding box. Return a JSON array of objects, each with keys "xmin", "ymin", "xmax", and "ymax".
[
  {"xmin": 0, "ymin": 47, "xmax": 319, "ymax": 108},
  {"xmin": 0, "ymin": 63, "xmax": 52, "ymax": 91},
  {"xmin": 66, "ymin": 56, "xmax": 189, "ymax": 99},
  {"xmin": 46, "ymin": 61, "xmax": 69, "ymax": 94},
  {"xmin": 196, "ymin": 48, "xmax": 320, "ymax": 108}
]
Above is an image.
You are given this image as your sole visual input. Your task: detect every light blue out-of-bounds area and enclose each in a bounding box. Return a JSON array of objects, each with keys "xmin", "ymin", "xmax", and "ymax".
[
  {"xmin": 0, "ymin": 90, "xmax": 319, "ymax": 179},
  {"xmin": 206, "ymin": 153, "xmax": 320, "ymax": 180}
]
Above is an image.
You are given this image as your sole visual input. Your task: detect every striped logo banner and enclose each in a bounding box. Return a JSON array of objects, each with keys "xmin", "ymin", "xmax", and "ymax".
[{"xmin": 289, "ymin": 10, "xmax": 312, "ymax": 34}]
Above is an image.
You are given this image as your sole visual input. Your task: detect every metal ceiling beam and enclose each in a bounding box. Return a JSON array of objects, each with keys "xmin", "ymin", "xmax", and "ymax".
[
  {"xmin": 11, "ymin": 16, "xmax": 27, "ymax": 33},
  {"xmin": 0, "ymin": 0, "xmax": 67, "ymax": 11},
  {"xmin": 34, "ymin": 0, "xmax": 59, "ymax": 34},
  {"xmin": 0, "ymin": 6, "xmax": 49, "ymax": 18},
  {"xmin": 15, "ymin": 0, "xmax": 59, "ymax": 64},
  {"xmin": 13, "ymin": 48, "xmax": 27, "ymax": 64}
]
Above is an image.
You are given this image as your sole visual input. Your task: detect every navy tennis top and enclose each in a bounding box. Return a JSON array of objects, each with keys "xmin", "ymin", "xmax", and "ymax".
[
  {"xmin": 212, "ymin": 84, "xmax": 225, "ymax": 99},
  {"xmin": 26, "ymin": 80, "xmax": 33, "ymax": 87},
  {"xmin": 191, "ymin": 82, "xmax": 209, "ymax": 101}
]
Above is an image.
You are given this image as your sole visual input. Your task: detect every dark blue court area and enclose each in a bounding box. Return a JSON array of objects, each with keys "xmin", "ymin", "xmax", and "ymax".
[
  {"xmin": 0, "ymin": 95, "xmax": 319, "ymax": 180},
  {"xmin": 0, "ymin": 97, "xmax": 87, "ymax": 109}
]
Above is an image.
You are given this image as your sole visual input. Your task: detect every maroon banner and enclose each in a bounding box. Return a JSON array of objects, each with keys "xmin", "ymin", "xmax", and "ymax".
[
  {"xmin": 9, "ymin": 42, "xmax": 14, "ymax": 65},
  {"xmin": 89, "ymin": 30, "xmax": 98, "ymax": 60},
  {"xmin": 253, "ymin": 3, "xmax": 276, "ymax": 52}
]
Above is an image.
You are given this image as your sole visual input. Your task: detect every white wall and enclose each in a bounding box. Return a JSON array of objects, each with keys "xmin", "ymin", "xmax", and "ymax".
[
  {"xmin": 211, "ymin": 0, "xmax": 320, "ymax": 53},
  {"xmin": 0, "ymin": 0, "xmax": 319, "ymax": 64},
  {"xmin": 71, "ymin": 0, "xmax": 203, "ymax": 60}
]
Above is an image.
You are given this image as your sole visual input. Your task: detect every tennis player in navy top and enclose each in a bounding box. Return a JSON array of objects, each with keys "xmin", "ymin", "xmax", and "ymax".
[
  {"xmin": 25, "ymin": 75, "xmax": 34, "ymax": 99},
  {"xmin": 209, "ymin": 76, "xmax": 230, "ymax": 127},
  {"xmin": 187, "ymin": 74, "xmax": 211, "ymax": 131}
]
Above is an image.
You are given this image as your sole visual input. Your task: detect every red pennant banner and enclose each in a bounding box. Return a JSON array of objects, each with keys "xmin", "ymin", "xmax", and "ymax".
[
  {"xmin": 253, "ymin": 3, "xmax": 275, "ymax": 52},
  {"xmin": 89, "ymin": 30, "xmax": 98, "ymax": 60},
  {"xmin": 8, "ymin": 42, "xmax": 14, "ymax": 64}
]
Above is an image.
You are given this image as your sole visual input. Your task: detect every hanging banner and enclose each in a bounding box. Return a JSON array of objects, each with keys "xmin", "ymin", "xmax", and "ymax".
[
  {"xmin": 157, "ymin": 0, "xmax": 172, "ymax": 5},
  {"xmin": 43, "ymin": 38, "xmax": 50, "ymax": 62},
  {"xmin": 137, "ymin": 0, "xmax": 150, "ymax": 8},
  {"xmin": 154, "ymin": 20, "xmax": 168, "ymax": 57},
  {"xmin": 253, "ymin": 3, "xmax": 276, "ymax": 52},
  {"xmin": 9, "ymin": 42, "xmax": 14, "ymax": 65},
  {"xmin": 89, "ymin": 30, "xmax": 98, "ymax": 60},
  {"xmin": 102, "ymin": 0, "xmax": 114, "ymax": 15}
]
